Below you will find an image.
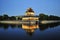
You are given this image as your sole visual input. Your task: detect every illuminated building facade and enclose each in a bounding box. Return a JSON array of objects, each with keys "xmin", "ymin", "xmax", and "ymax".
[{"xmin": 22, "ymin": 8, "xmax": 39, "ymax": 21}]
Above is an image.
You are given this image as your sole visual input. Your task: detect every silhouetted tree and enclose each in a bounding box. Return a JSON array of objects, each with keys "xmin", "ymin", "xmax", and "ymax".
[
  {"xmin": 9, "ymin": 16, "xmax": 16, "ymax": 20},
  {"xmin": 39, "ymin": 13, "xmax": 49, "ymax": 20},
  {"xmin": 39, "ymin": 13, "xmax": 60, "ymax": 20},
  {"xmin": 18, "ymin": 17, "xmax": 22, "ymax": 20},
  {"xmin": 0, "ymin": 16, "xmax": 3, "ymax": 20},
  {"xmin": 3, "ymin": 14, "xmax": 9, "ymax": 20}
]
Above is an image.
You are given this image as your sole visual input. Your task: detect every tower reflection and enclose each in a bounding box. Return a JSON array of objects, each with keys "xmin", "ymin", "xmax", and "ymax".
[{"xmin": 22, "ymin": 24, "xmax": 39, "ymax": 35}]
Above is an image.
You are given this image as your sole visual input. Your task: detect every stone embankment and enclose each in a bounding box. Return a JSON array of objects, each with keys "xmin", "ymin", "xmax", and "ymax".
[
  {"xmin": 41, "ymin": 20, "xmax": 60, "ymax": 24},
  {"xmin": 0, "ymin": 20, "xmax": 35, "ymax": 24},
  {"xmin": 0, "ymin": 20, "xmax": 60, "ymax": 24}
]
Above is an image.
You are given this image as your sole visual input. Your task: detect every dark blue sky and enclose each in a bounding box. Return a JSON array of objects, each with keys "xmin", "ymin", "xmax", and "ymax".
[{"xmin": 0, "ymin": 0, "xmax": 60, "ymax": 16}]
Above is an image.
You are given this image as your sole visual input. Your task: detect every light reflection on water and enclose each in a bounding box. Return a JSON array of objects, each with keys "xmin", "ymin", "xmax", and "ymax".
[{"xmin": 0, "ymin": 22, "xmax": 60, "ymax": 40}]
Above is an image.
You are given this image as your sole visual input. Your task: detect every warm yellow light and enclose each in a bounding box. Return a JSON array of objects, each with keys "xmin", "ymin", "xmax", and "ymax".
[{"xmin": 25, "ymin": 12, "xmax": 34, "ymax": 16}]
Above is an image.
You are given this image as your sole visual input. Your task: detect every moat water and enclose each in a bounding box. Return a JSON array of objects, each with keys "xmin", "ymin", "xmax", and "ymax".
[{"xmin": 0, "ymin": 22, "xmax": 60, "ymax": 40}]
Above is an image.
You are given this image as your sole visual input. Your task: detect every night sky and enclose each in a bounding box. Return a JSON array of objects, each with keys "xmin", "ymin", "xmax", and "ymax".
[{"xmin": 0, "ymin": 0, "xmax": 60, "ymax": 16}]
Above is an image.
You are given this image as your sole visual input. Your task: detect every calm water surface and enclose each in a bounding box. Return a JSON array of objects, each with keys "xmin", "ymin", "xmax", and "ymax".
[{"xmin": 0, "ymin": 22, "xmax": 60, "ymax": 40}]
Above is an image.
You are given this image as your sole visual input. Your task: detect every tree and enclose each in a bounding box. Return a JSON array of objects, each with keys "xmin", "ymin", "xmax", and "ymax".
[
  {"xmin": 39, "ymin": 13, "xmax": 60, "ymax": 20},
  {"xmin": 0, "ymin": 15, "xmax": 3, "ymax": 20},
  {"xmin": 18, "ymin": 17, "xmax": 22, "ymax": 20},
  {"xmin": 3, "ymin": 14, "xmax": 9, "ymax": 20},
  {"xmin": 9, "ymin": 16, "xmax": 16, "ymax": 20},
  {"xmin": 39, "ymin": 13, "xmax": 48, "ymax": 20}
]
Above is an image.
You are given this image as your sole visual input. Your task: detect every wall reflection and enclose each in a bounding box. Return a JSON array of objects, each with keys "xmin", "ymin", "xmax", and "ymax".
[{"xmin": 39, "ymin": 22, "xmax": 60, "ymax": 31}]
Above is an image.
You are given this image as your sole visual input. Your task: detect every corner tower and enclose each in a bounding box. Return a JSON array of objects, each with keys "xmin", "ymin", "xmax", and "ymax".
[
  {"xmin": 25, "ymin": 8, "xmax": 34, "ymax": 16},
  {"xmin": 22, "ymin": 8, "xmax": 39, "ymax": 21}
]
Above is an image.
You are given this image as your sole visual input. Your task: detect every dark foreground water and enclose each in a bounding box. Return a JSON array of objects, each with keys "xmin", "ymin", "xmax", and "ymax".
[{"xmin": 0, "ymin": 22, "xmax": 60, "ymax": 40}]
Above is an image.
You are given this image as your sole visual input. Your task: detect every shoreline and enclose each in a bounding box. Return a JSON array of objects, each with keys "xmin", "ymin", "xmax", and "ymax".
[{"xmin": 0, "ymin": 20, "xmax": 60, "ymax": 24}]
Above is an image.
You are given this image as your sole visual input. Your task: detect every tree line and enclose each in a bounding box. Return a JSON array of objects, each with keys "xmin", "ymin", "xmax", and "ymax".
[
  {"xmin": 0, "ymin": 14, "xmax": 22, "ymax": 20},
  {"xmin": 39, "ymin": 13, "xmax": 60, "ymax": 20},
  {"xmin": 0, "ymin": 13, "xmax": 60, "ymax": 20}
]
